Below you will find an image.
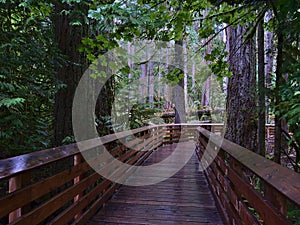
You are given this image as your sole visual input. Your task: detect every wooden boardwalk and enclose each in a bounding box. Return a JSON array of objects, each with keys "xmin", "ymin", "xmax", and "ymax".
[{"xmin": 88, "ymin": 143, "xmax": 224, "ymax": 225}]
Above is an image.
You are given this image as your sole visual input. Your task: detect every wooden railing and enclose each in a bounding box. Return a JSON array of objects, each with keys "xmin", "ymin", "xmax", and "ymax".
[
  {"xmin": 0, "ymin": 124, "xmax": 199, "ymax": 225},
  {"xmin": 1, "ymin": 123, "xmax": 297, "ymax": 225},
  {"xmin": 196, "ymin": 126, "xmax": 300, "ymax": 225}
]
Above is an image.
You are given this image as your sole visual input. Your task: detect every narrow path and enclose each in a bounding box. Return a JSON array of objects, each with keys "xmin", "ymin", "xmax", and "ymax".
[{"xmin": 88, "ymin": 143, "xmax": 224, "ymax": 225}]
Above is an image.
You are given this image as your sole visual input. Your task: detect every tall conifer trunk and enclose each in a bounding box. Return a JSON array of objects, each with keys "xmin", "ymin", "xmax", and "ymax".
[
  {"xmin": 274, "ymin": 30, "xmax": 284, "ymax": 164},
  {"xmin": 174, "ymin": 40, "xmax": 186, "ymax": 124},
  {"xmin": 258, "ymin": 19, "xmax": 266, "ymax": 156},
  {"xmin": 53, "ymin": 3, "xmax": 88, "ymax": 146},
  {"xmin": 225, "ymin": 25, "xmax": 257, "ymax": 152},
  {"xmin": 265, "ymin": 11, "xmax": 274, "ymax": 124}
]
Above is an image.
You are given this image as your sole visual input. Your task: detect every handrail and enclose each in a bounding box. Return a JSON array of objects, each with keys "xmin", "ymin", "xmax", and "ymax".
[
  {"xmin": 0, "ymin": 123, "xmax": 207, "ymax": 180},
  {"xmin": 0, "ymin": 126, "xmax": 152, "ymax": 180},
  {"xmin": 199, "ymin": 127, "xmax": 300, "ymax": 205},
  {"xmin": 0, "ymin": 124, "xmax": 199, "ymax": 225},
  {"xmin": 196, "ymin": 126, "xmax": 300, "ymax": 225}
]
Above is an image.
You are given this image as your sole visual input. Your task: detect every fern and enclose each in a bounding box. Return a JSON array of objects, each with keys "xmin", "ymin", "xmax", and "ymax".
[
  {"xmin": 0, "ymin": 97, "xmax": 25, "ymax": 108},
  {"xmin": 0, "ymin": 81, "xmax": 16, "ymax": 92}
]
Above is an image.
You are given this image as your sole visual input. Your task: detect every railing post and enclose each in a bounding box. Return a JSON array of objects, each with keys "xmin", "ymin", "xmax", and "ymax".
[
  {"xmin": 9, "ymin": 176, "xmax": 22, "ymax": 222},
  {"xmin": 169, "ymin": 125, "xmax": 173, "ymax": 144},
  {"xmin": 9, "ymin": 172, "xmax": 31, "ymax": 223},
  {"xmin": 264, "ymin": 183, "xmax": 287, "ymax": 216},
  {"xmin": 202, "ymin": 124, "xmax": 212, "ymax": 132},
  {"xmin": 143, "ymin": 129, "xmax": 148, "ymax": 151},
  {"xmin": 153, "ymin": 126, "xmax": 158, "ymax": 148},
  {"xmin": 74, "ymin": 154, "xmax": 84, "ymax": 220}
]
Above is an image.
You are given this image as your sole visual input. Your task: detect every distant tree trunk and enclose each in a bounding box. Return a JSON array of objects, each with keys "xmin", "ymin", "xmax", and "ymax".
[
  {"xmin": 158, "ymin": 55, "xmax": 162, "ymax": 102},
  {"xmin": 183, "ymin": 42, "xmax": 188, "ymax": 114},
  {"xmin": 265, "ymin": 11, "xmax": 274, "ymax": 124},
  {"xmin": 202, "ymin": 28, "xmax": 212, "ymax": 109},
  {"xmin": 140, "ymin": 57, "xmax": 147, "ymax": 104},
  {"xmin": 164, "ymin": 46, "xmax": 172, "ymax": 111},
  {"xmin": 53, "ymin": 3, "xmax": 88, "ymax": 146},
  {"xmin": 127, "ymin": 42, "xmax": 134, "ymax": 79},
  {"xmin": 223, "ymin": 27, "xmax": 229, "ymax": 95},
  {"xmin": 257, "ymin": 19, "xmax": 266, "ymax": 156},
  {"xmin": 95, "ymin": 77, "xmax": 115, "ymax": 136},
  {"xmin": 174, "ymin": 40, "xmax": 186, "ymax": 123},
  {"xmin": 201, "ymin": 77, "xmax": 211, "ymax": 108},
  {"xmin": 225, "ymin": 25, "xmax": 257, "ymax": 152},
  {"xmin": 148, "ymin": 61, "xmax": 154, "ymax": 103},
  {"xmin": 274, "ymin": 29, "xmax": 284, "ymax": 164},
  {"xmin": 191, "ymin": 60, "xmax": 196, "ymax": 89}
]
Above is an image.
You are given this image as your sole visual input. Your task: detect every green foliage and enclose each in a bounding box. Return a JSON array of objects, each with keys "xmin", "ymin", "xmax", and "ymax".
[
  {"xmin": 280, "ymin": 70, "xmax": 300, "ymax": 143},
  {"xmin": 129, "ymin": 103, "xmax": 164, "ymax": 129},
  {"xmin": 0, "ymin": 97, "xmax": 25, "ymax": 109},
  {"xmin": 204, "ymin": 40, "xmax": 232, "ymax": 79},
  {"xmin": 164, "ymin": 68, "xmax": 184, "ymax": 85},
  {"xmin": 276, "ymin": 1, "xmax": 300, "ymax": 151},
  {"xmin": 62, "ymin": 136, "xmax": 76, "ymax": 144},
  {"xmin": 288, "ymin": 208, "xmax": 300, "ymax": 225},
  {"xmin": 0, "ymin": 1, "xmax": 62, "ymax": 157}
]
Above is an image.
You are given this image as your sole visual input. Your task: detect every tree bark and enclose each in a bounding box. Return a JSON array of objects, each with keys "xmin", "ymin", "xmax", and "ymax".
[
  {"xmin": 174, "ymin": 40, "xmax": 186, "ymax": 124},
  {"xmin": 265, "ymin": 11, "xmax": 274, "ymax": 124},
  {"xmin": 148, "ymin": 60, "xmax": 154, "ymax": 103},
  {"xmin": 127, "ymin": 42, "xmax": 134, "ymax": 79},
  {"xmin": 183, "ymin": 42, "xmax": 188, "ymax": 113},
  {"xmin": 164, "ymin": 46, "xmax": 172, "ymax": 111},
  {"xmin": 53, "ymin": 3, "xmax": 88, "ymax": 146},
  {"xmin": 95, "ymin": 77, "xmax": 115, "ymax": 136},
  {"xmin": 139, "ymin": 60, "xmax": 147, "ymax": 104},
  {"xmin": 201, "ymin": 77, "xmax": 211, "ymax": 108},
  {"xmin": 274, "ymin": 29, "xmax": 284, "ymax": 164},
  {"xmin": 257, "ymin": 19, "xmax": 266, "ymax": 156},
  {"xmin": 225, "ymin": 25, "xmax": 257, "ymax": 152}
]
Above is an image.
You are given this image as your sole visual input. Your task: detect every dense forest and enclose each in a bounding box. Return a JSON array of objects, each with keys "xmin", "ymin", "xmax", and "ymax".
[{"xmin": 0, "ymin": 0, "xmax": 299, "ymax": 172}]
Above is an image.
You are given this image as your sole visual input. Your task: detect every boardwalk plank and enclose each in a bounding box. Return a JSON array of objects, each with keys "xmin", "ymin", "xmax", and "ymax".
[{"xmin": 88, "ymin": 143, "xmax": 224, "ymax": 225}]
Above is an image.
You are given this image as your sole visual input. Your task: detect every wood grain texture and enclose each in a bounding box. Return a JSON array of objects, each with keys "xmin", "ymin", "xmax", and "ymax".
[
  {"xmin": 197, "ymin": 126, "xmax": 300, "ymax": 207},
  {"xmin": 196, "ymin": 127, "xmax": 297, "ymax": 225},
  {"xmin": 88, "ymin": 143, "xmax": 224, "ymax": 225}
]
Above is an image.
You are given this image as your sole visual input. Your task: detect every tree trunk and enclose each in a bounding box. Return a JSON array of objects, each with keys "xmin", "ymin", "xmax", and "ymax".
[
  {"xmin": 192, "ymin": 60, "xmax": 196, "ymax": 89},
  {"xmin": 148, "ymin": 60, "xmax": 154, "ymax": 103},
  {"xmin": 174, "ymin": 40, "xmax": 186, "ymax": 124},
  {"xmin": 274, "ymin": 29, "xmax": 284, "ymax": 164},
  {"xmin": 257, "ymin": 19, "xmax": 266, "ymax": 156},
  {"xmin": 127, "ymin": 42, "xmax": 134, "ymax": 79},
  {"xmin": 202, "ymin": 25, "xmax": 212, "ymax": 110},
  {"xmin": 265, "ymin": 10, "xmax": 274, "ymax": 124},
  {"xmin": 225, "ymin": 25, "xmax": 257, "ymax": 152},
  {"xmin": 164, "ymin": 46, "xmax": 172, "ymax": 111},
  {"xmin": 95, "ymin": 77, "xmax": 115, "ymax": 136},
  {"xmin": 53, "ymin": 3, "xmax": 88, "ymax": 146},
  {"xmin": 201, "ymin": 77, "xmax": 211, "ymax": 108},
  {"xmin": 139, "ymin": 61, "xmax": 147, "ymax": 104},
  {"xmin": 183, "ymin": 42, "xmax": 188, "ymax": 114}
]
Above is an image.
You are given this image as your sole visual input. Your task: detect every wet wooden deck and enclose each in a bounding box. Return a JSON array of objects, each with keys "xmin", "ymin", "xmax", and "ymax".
[{"xmin": 88, "ymin": 143, "xmax": 224, "ymax": 225}]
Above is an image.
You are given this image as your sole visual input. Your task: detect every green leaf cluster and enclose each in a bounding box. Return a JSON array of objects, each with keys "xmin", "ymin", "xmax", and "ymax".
[{"xmin": 0, "ymin": 1, "xmax": 62, "ymax": 157}]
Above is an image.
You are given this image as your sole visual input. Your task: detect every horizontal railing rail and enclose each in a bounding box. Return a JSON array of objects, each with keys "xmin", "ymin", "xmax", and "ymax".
[
  {"xmin": 196, "ymin": 126, "xmax": 300, "ymax": 225},
  {"xmin": 0, "ymin": 123, "xmax": 286, "ymax": 225},
  {"xmin": 0, "ymin": 124, "xmax": 202, "ymax": 225}
]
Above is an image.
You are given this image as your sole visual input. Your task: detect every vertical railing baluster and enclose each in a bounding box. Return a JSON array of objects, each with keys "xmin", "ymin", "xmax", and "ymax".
[
  {"xmin": 74, "ymin": 154, "xmax": 84, "ymax": 220},
  {"xmin": 9, "ymin": 176, "xmax": 22, "ymax": 223},
  {"xmin": 9, "ymin": 172, "xmax": 31, "ymax": 223},
  {"xmin": 265, "ymin": 183, "xmax": 287, "ymax": 216}
]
